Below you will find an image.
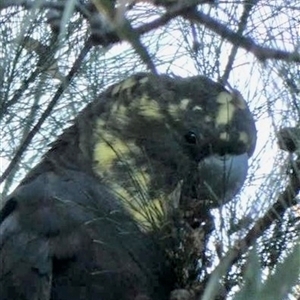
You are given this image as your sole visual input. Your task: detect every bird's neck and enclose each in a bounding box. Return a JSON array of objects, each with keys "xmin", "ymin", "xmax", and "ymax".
[{"xmin": 92, "ymin": 118, "xmax": 178, "ymax": 230}]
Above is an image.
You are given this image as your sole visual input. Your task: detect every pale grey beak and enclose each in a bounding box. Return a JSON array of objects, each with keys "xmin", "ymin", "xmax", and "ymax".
[{"xmin": 197, "ymin": 153, "xmax": 249, "ymax": 206}]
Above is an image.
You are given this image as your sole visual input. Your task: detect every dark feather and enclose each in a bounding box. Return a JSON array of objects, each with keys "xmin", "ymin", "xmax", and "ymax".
[{"xmin": 0, "ymin": 73, "xmax": 256, "ymax": 299}]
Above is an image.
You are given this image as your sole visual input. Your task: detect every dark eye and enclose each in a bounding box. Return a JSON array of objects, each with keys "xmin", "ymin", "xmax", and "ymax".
[{"xmin": 185, "ymin": 131, "xmax": 197, "ymax": 144}]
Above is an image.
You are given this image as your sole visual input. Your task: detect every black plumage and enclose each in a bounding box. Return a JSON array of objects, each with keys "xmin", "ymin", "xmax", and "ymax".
[{"xmin": 0, "ymin": 73, "xmax": 256, "ymax": 300}]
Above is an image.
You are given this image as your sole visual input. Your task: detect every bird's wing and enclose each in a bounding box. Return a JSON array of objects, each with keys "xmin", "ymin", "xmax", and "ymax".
[
  {"xmin": 0, "ymin": 170, "xmax": 172, "ymax": 300},
  {"xmin": 0, "ymin": 177, "xmax": 54, "ymax": 300}
]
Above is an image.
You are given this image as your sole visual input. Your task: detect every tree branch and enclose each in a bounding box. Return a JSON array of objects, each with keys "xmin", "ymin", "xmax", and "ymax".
[
  {"xmin": 202, "ymin": 156, "xmax": 300, "ymax": 300},
  {"xmin": 2, "ymin": 0, "xmax": 298, "ymax": 64},
  {"xmin": 0, "ymin": 38, "xmax": 93, "ymax": 184},
  {"xmin": 221, "ymin": 0, "xmax": 260, "ymax": 83},
  {"xmin": 186, "ymin": 10, "xmax": 300, "ymax": 64}
]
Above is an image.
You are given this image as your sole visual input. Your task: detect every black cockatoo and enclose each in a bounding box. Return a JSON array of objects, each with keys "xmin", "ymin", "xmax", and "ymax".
[{"xmin": 0, "ymin": 73, "xmax": 256, "ymax": 300}]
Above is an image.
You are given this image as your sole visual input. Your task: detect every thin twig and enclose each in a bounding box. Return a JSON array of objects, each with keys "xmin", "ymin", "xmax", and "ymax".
[
  {"xmin": 202, "ymin": 157, "xmax": 300, "ymax": 300},
  {"xmin": 186, "ymin": 10, "xmax": 300, "ymax": 64},
  {"xmin": 2, "ymin": 0, "xmax": 299, "ymax": 64},
  {"xmin": 221, "ymin": 0, "xmax": 260, "ymax": 84},
  {"xmin": 0, "ymin": 38, "xmax": 93, "ymax": 184}
]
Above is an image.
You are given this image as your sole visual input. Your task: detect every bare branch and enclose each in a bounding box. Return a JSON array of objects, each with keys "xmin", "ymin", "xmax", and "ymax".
[
  {"xmin": 186, "ymin": 10, "xmax": 300, "ymax": 64},
  {"xmin": 1, "ymin": 0, "xmax": 299, "ymax": 65},
  {"xmin": 0, "ymin": 38, "xmax": 93, "ymax": 184},
  {"xmin": 221, "ymin": 0, "xmax": 260, "ymax": 83},
  {"xmin": 203, "ymin": 156, "xmax": 300, "ymax": 300}
]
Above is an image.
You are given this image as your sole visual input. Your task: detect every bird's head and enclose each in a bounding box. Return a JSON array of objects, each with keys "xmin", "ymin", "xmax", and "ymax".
[{"xmin": 85, "ymin": 73, "xmax": 257, "ymax": 229}]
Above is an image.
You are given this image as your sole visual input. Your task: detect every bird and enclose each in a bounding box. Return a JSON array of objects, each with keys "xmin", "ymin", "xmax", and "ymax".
[{"xmin": 0, "ymin": 73, "xmax": 256, "ymax": 300}]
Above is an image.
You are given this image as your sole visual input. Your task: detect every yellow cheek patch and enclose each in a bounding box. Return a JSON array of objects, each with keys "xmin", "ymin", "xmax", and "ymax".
[
  {"xmin": 126, "ymin": 167, "xmax": 150, "ymax": 195},
  {"xmin": 216, "ymin": 91, "xmax": 233, "ymax": 104},
  {"xmin": 168, "ymin": 98, "xmax": 192, "ymax": 119},
  {"xmin": 216, "ymin": 102, "xmax": 235, "ymax": 125},
  {"xmin": 93, "ymin": 138, "xmax": 134, "ymax": 174},
  {"xmin": 123, "ymin": 174, "xmax": 166, "ymax": 230},
  {"xmin": 179, "ymin": 98, "xmax": 191, "ymax": 110},
  {"xmin": 192, "ymin": 105, "xmax": 203, "ymax": 112},
  {"xmin": 106, "ymin": 183, "xmax": 160, "ymax": 230},
  {"xmin": 95, "ymin": 144, "xmax": 165, "ymax": 230},
  {"xmin": 167, "ymin": 103, "xmax": 179, "ymax": 118},
  {"xmin": 110, "ymin": 102, "xmax": 127, "ymax": 116},
  {"xmin": 220, "ymin": 131, "xmax": 230, "ymax": 141},
  {"xmin": 93, "ymin": 117, "xmax": 166, "ymax": 229},
  {"xmin": 93, "ymin": 117, "xmax": 141, "ymax": 175},
  {"xmin": 131, "ymin": 95, "xmax": 163, "ymax": 120},
  {"xmin": 239, "ymin": 131, "xmax": 249, "ymax": 144},
  {"xmin": 131, "ymin": 198, "xmax": 164, "ymax": 230},
  {"xmin": 215, "ymin": 92, "xmax": 236, "ymax": 126},
  {"xmin": 95, "ymin": 118, "xmax": 106, "ymax": 129}
]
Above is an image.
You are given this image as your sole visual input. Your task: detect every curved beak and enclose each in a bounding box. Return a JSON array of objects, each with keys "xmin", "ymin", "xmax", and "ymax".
[{"xmin": 196, "ymin": 153, "xmax": 249, "ymax": 206}]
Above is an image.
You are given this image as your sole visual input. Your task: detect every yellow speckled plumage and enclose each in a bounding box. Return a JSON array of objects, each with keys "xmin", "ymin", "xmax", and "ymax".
[
  {"xmin": 215, "ymin": 102, "xmax": 235, "ymax": 125},
  {"xmin": 192, "ymin": 105, "xmax": 203, "ymax": 112},
  {"xmin": 179, "ymin": 98, "xmax": 191, "ymax": 110},
  {"xmin": 216, "ymin": 91, "xmax": 233, "ymax": 104},
  {"xmin": 89, "ymin": 73, "xmax": 257, "ymax": 229},
  {"xmin": 0, "ymin": 72, "xmax": 257, "ymax": 300},
  {"xmin": 132, "ymin": 95, "xmax": 164, "ymax": 120},
  {"xmin": 219, "ymin": 132, "xmax": 230, "ymax": 141},
  {"xmin": 111, "ymin": 77, "xmax": 137, "ymax": 96},
  {"xmin": 93, "ymin": 101, "xmax": 166, "ymax": 227},
  {"xmin": 239, "ymin": 131, "xmax": 249, "ymax": 144},
  {"xmin": 91, "ymin": 75, "xmax": 255, "ymax": 233},
  {"xmin": 215, "ymin": 92, "xmax": 236, "ymax": 126},
  {"xmin": 168, "ymin": 98, "xmax": 193, "ymax": 119}
]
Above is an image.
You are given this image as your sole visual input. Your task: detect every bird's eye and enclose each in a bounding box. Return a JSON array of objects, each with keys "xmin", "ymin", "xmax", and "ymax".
[{"xmin": 185, "ymin": 131, "xmax": 197, "ymax": 144}]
